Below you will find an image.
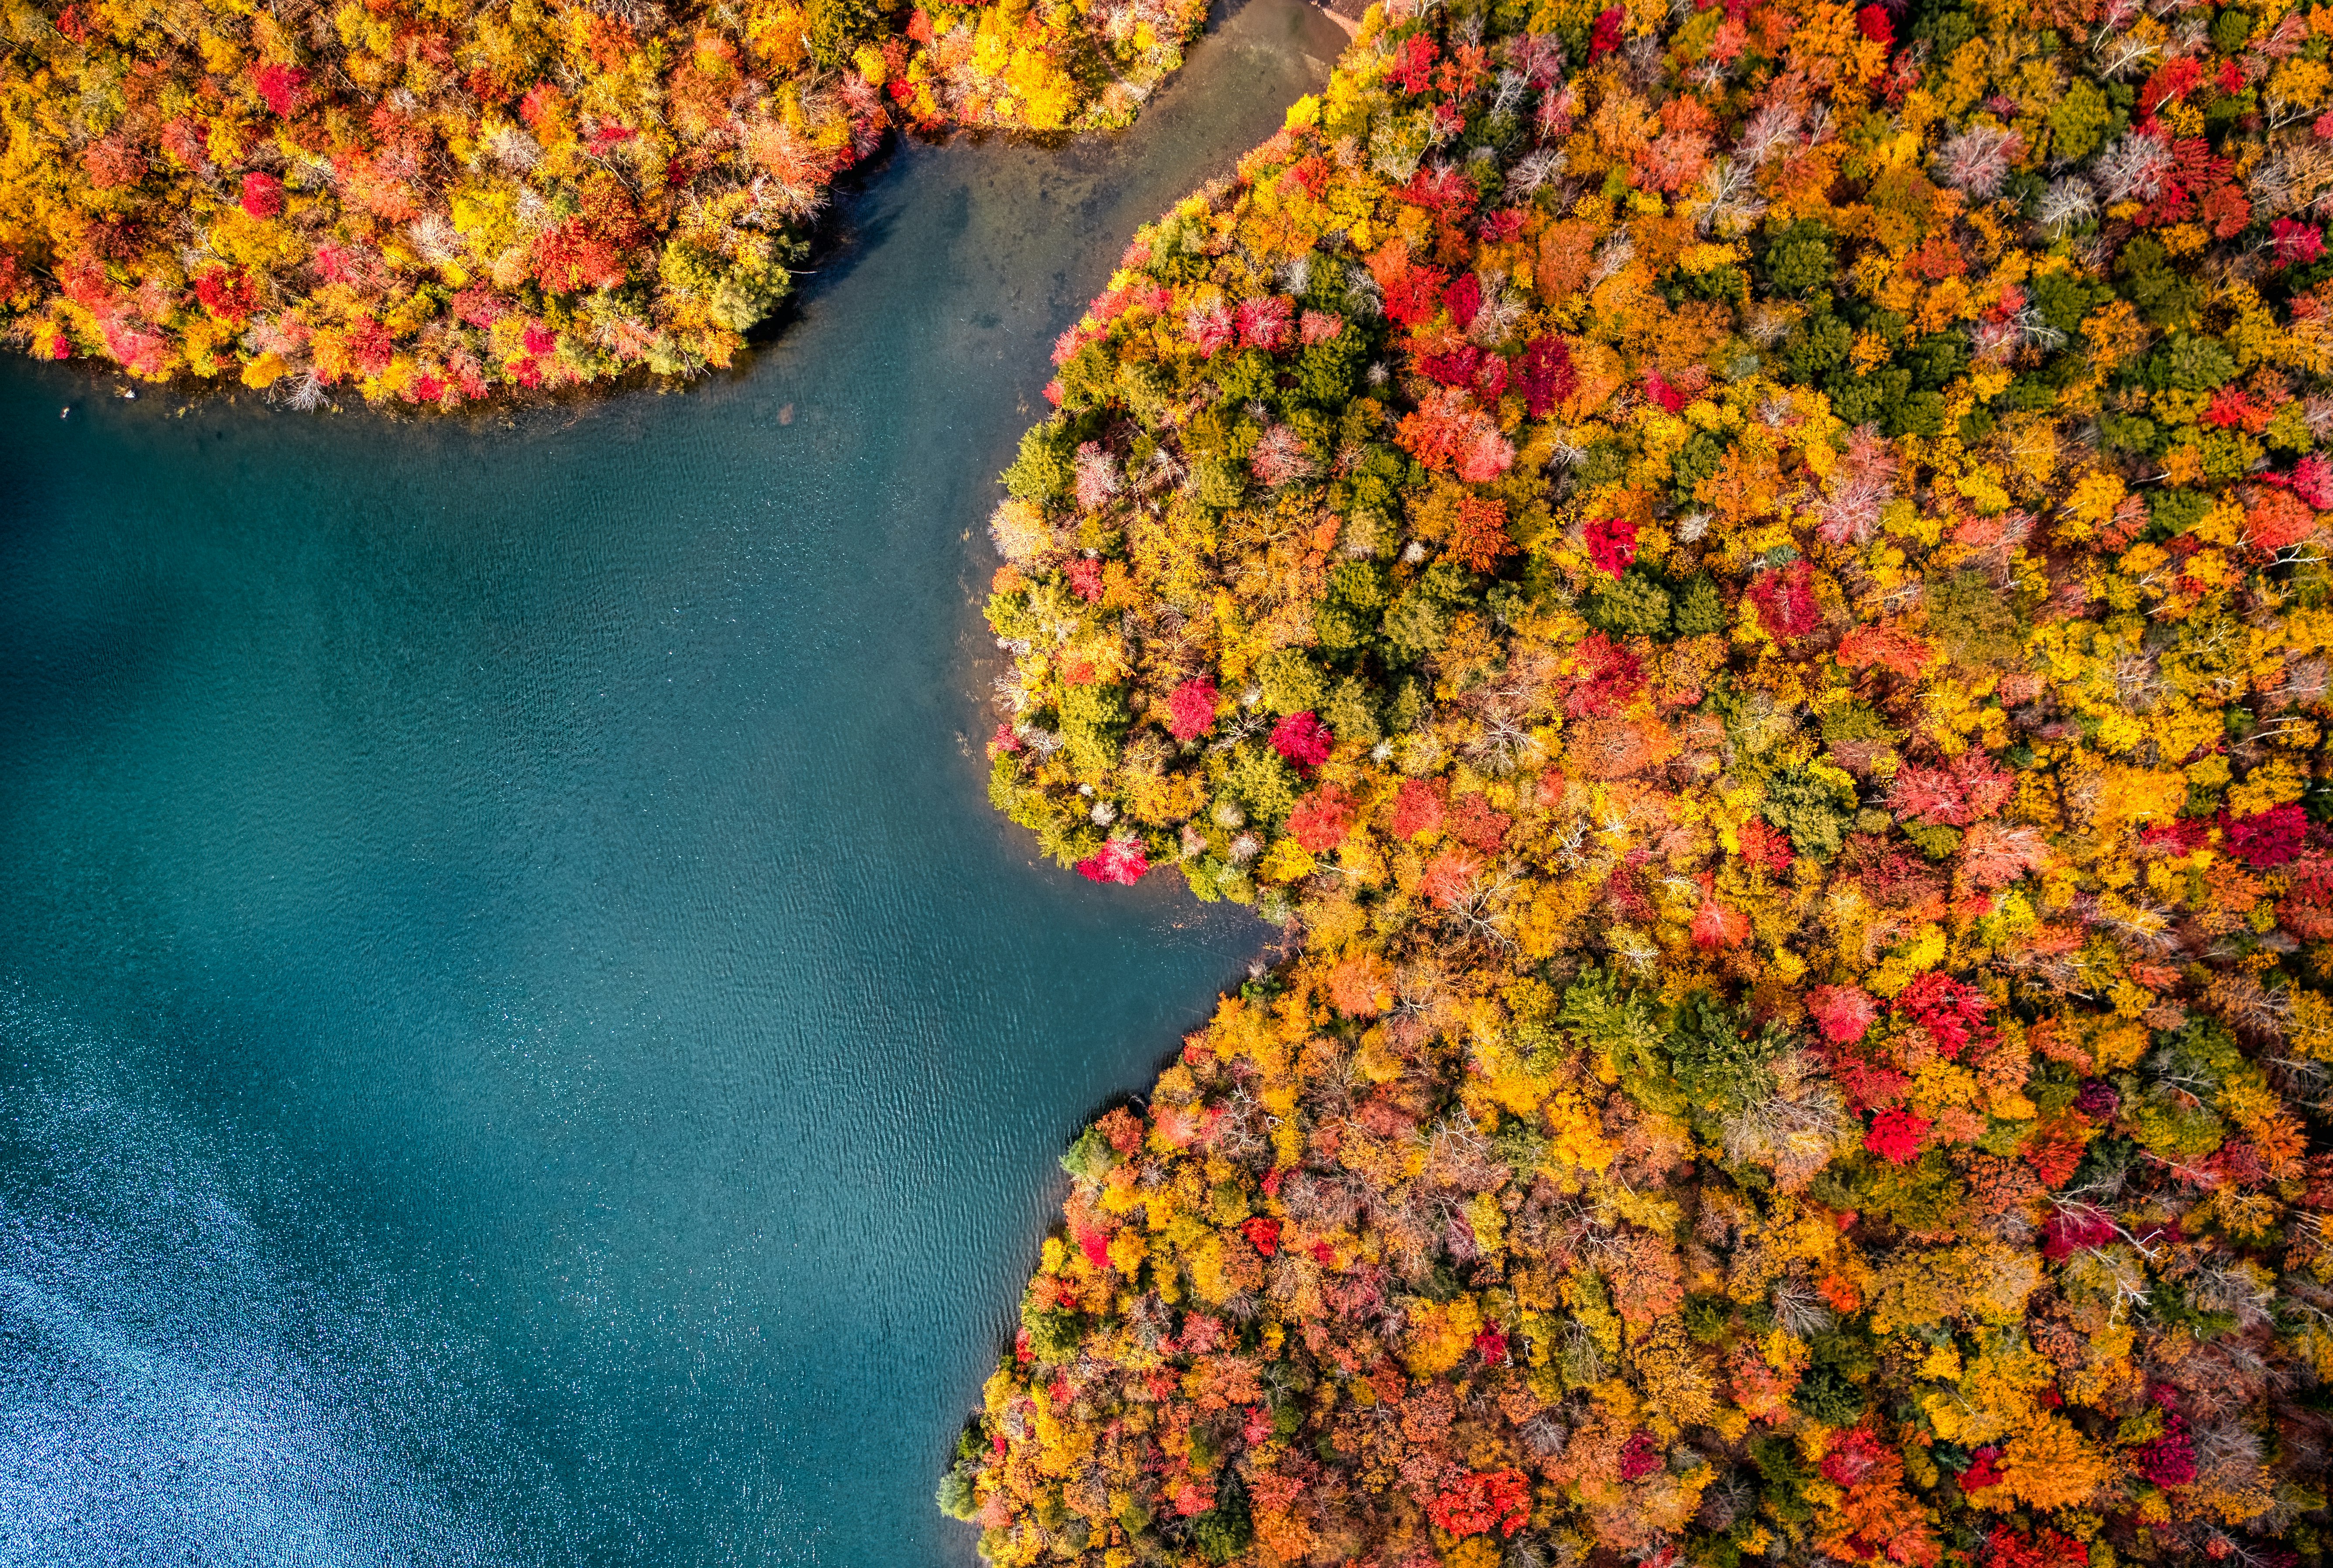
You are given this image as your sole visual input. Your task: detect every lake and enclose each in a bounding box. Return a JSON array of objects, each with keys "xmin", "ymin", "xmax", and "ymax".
[{"xmin": 0, "ymin": 4, "xmax": 1340, "ymax": 1561}]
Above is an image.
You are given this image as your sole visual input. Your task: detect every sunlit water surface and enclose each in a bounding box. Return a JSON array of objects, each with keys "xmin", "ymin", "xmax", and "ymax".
[{"xmin": 0, "ymin": 6, "xmax": 1342, "ymax": 1560}]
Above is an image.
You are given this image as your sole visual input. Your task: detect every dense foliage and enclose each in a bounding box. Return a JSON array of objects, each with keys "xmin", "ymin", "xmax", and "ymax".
[
  {"xmin": 951, "ymin": 0, "xmax": 2333, "ymax": 1562},
  {"xmin": 0, "ymin": 0, "xmax": 1204, "ymax": 404}
]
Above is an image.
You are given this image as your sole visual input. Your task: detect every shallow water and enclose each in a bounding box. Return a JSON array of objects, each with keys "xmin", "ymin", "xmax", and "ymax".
[{"xmin": 0, "ymin": 6, "xmax": 1341, "ymax": 1561}]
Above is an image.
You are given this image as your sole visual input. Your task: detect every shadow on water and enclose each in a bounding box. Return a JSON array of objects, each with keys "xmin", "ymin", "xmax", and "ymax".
[
  {"xmin": 788, "ymin": 0, "xmax": 1327, "ymax": 313},
  {"xmin": 0, "ymin": 1, "xmax": 1345, "ymax": 1564}
]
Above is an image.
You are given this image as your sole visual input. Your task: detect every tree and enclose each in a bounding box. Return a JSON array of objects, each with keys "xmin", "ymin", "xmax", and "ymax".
[
  {"xmin": 1166, "ymin": 679, "xmax": 1219, "ymax": 741},
  {"xmin": 1585, "ymin": 515, "xmax": 1637, "ymax": 578},
  {"xmin": 1447, "ymin": 495, "xmax": 1514, "ymax": 573},
  {"xmin": 1268, "ymin": 712, "xmax": 1332, "ymax": 769},
  {"xmin": 1076, "ymin": 836, "xmax": 1148, "ymax": 884},
  {"xmin": 1390, "ymin": 777, "xmax": 1445, "ymax": 839},
  {"xmin": 1428, "ymin": 1469, "xmax": 1530, "ymax": 1537},
  {"xmin": 1288, "ymin": 784, "xmax": 1355, "ymax": 852}
]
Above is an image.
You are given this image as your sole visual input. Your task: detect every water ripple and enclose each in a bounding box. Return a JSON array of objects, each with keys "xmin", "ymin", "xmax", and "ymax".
[{"xmin": 0, "ymin": 0, "xmax": 1335, "ymax": 1560}]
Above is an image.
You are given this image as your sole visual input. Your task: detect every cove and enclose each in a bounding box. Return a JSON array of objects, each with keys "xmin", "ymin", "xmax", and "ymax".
[{"xmin": 0, "ymin": 3, "xmax": 1342, "ymax": 1561}]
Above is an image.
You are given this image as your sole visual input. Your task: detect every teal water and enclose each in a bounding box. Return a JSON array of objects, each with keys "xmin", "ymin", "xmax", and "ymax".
[{"xmin": 0, "ymin": 6, "xmax": 1341, "ymax": 1561}]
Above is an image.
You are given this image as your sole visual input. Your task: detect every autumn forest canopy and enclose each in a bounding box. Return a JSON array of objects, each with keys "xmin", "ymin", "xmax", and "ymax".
[
  {"xmin": 948, "ymin": 0, "xmax": 2333, "ymax": 1563},
  {"xmin": 0, "ymin": 0, "xmax": 1206, "ymax": 403}
]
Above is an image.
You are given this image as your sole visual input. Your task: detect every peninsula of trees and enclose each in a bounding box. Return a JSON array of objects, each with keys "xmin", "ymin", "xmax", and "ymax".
[
  {"xmin": 948, "ymin": 0, "xmax": 2333, "ymax": 1563},
  {"xmin": 0, "ymin": 0, "xmax": 1205, "ymax": 404}
]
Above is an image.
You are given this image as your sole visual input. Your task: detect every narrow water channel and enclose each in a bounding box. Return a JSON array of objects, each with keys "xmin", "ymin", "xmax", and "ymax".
[{"xmin": 0, "ymin": 4, "xmax": 1342, "ymax": 1561}]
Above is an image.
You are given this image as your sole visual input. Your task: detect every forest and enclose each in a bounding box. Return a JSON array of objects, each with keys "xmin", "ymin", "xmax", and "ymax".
[
  {"xmin": 948, "ymin": 0, "xmax": 2333, "ymax": 1562},
  {"xmin": 0, "ymin": 0, "xmax": 1205, "ymax": 404}
]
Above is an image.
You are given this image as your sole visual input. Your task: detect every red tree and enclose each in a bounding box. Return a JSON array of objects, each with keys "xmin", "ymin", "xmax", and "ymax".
[
  {"xmin": 1585, "ymin": 515, "xmax": 1637, "ymax": 577},
  {"xmin": 251, "ymin": 62, "xmax": 310, "ymax": 117},
  {"xmin": 1391, "ymin": 777, "xmax": 1446, "ymax": 839},
  {"xmin": 1427, "ymin": 1469, "xmax": 1530, "ymax": 1537},
  {"xmin": 1270, "ymin": 711, "xmax": 1333, "ymax": 768},
  {"xmin": 1288, "ymin": 783, "xmax": 1356, "ymax": 852},
  {"xmin": 1076, "ymin": 836, "xmax": 1149, "ymax": 885},
  {"xmin": 1166, "ymin": 678, "xmax": 1218, "ymax": 741},
  {"xmin": 239, "ymin": 171, "xmax": 285, "ymax": 218}
]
